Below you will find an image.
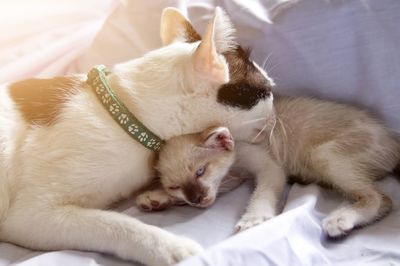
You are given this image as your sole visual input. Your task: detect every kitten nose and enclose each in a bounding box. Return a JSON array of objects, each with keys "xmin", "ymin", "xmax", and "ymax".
[
  {"xmin": 183, "ymin": 183, "xmax": 206, "ymax": 205},
  {"xmin": 188, "ymin": 194, "xmax": 203, "ymax": 205}
]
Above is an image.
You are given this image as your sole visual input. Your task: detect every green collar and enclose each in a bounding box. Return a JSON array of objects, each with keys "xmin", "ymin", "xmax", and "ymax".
[{"xmin": 87, "ymin": 65, "xmax": 163, "ymax": 152}]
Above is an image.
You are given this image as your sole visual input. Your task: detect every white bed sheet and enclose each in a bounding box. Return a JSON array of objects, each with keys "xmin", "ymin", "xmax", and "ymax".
[{"xmin": 1, "ymin": 0, "xmax": 400, "ymax": 265}]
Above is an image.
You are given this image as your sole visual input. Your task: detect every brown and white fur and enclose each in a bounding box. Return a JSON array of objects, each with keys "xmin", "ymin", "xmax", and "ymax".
[
  {"xmin": 143, "ymin": 97, "xmax": 400, "ymax": 238},
  {"xmin": 0, "ymin": 8, "xmax": 275, "ymax": 266}
]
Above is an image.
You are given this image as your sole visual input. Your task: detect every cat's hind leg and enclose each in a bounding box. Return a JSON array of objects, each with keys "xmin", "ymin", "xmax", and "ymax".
[
  {"xmin": 322, "ymin": 183, "xmax": 392, "ymax": 238},
  {"xmin": 312, "ymin": 145, "xmax": 393, "ymax": 237}
]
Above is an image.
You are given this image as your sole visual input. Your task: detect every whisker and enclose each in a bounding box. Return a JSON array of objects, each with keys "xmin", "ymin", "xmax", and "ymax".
[
  {"xmin": 262, "ymin": 52, "xmax": 273, "ymax": 70},
  {"xmin": 267, "ymin": 116, "xmax": 287, "ymax": 166},
  {"xmin": 268, "ymin": 117, "xmax": 277, "ymax": 143},
  {"xmin": 252, "ymin": 122, "xmax": 268, "ymax": 142},
  {"xmin": 241, "ymin": 117, "xmax": 266, "ymax": 125},
  {"xmin": 267, "ymin": 62, "xmax": 280, "ymax": 74}
]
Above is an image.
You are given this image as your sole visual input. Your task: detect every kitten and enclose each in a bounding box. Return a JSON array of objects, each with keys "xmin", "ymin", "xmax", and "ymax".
[
  {"xmin": 0, "ymin": 7, "xmax": 274, "ymax": 266},
  {"xmin": 144, "ymin": 96, "xmax": 400, "ymax": 238},
  {"xmin": 136, "ymin": 127, "xmax": 245, "ymax": 211}
]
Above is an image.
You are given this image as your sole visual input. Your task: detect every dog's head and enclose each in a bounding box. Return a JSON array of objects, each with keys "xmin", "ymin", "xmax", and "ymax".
[
  {"xmin": 157, "ymin": 126, "xmax": 235, "ymax": 207},
  {"xmin": 113, "ymin": 7, "xmax": 275, "ymax": 142}
]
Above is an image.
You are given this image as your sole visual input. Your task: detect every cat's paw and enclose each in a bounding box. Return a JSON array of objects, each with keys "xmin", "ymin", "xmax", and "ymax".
[
  {"xmin": 235, "ymin": 214, "xmax": 272, "ymax": 233},
  {"xmin": 136, "ymin": 189, "xmax": 172, "ymax": 212},
  {"xmin": 152, "ymin": 235, "xmax": 204, "ymax": 266},
  {"xmin": 322, "ymin": 211, "xmax": 355, "ymax": 238}
]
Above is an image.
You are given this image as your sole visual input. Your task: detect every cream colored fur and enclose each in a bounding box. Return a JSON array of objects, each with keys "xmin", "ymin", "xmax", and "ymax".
[
  {"xmin": 0, "ymin": 7, "xmax": 272, "ymax": 266},
  {"xmin": 259, "ymin": 96, "xmax": 400, "ymax": 236}
]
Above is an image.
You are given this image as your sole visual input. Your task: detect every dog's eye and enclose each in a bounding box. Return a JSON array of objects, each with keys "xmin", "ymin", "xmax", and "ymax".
[
  {"xmin": 195, "ymin": 165, "xmax": 206, "ymax": 178},
  {"xmin": 168, "ymin": 186, "xmax": 180, "ymax": 190}
]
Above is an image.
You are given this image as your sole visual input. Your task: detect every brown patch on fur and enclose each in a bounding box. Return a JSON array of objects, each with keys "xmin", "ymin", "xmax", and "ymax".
[
  {"xmin": 183, "ymin": 21, "xmax": 201, "ymax": 43},
  {"xmin": 378, "ymin": 194, "xmax": 393, "ymax": 217},
  {"xmin": 223, "ymin": 47, "xmax": 253, "ymax": 83},
  {"xmin": 184, "ymin": 26, "xmax": 272, "ymax": 104},
  {"xmin": 184, "ymin": 27, "xmax": 272, "ymax": 109},
  {"xmin": 184, "ymin": 22, "xmax": 265, "ymax": 90},
  {"xmin": 9, "ymin": 76, "xmax": 83, "ymax": 126},
  {"xmin": 223, "ymin": 47, "xmax": 270, "ymax": 89},
  {"xmin": 185, "ymin": 26, "xmax": 270, "ymax": 93},
  {"xmin": 394, "ymin": 162, "xmax": 400, "ymax": 176},
  {"xmin": 351, "ymin": 190, "xmax": 372, "ymax": 207},
  {"xmin": 180, "ymin": 18, "xmax": 272, "ymax": 107},
  {"xmin": 334, "ymin": 131, "xmax": 372, "ymax": 155},
  {"xmin": 288, "ymin": 175, "xmax": 313, "ymax": 185},
  {"xmin": 218, "ymin": 47, "xmax": 273, "ymax": 109},
  {"xmin": 316, "ymin": 180, "xmax": 334, "ymax": 189},
  {"xmin": 183, "ymin": 182, "xmax": 208, "ymax": 204},
  {"xmin": 346, "ymin": 188, "xmax": 392, "ymax": 219}
]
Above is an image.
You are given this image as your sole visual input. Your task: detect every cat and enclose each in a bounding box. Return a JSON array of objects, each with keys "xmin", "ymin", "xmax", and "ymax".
[
  {"xmin": 140, "ymin": 95, "xmax": 400, "ymax": 238},
  {"xmin": 136, "ymin": 126, "xmax": 245, "ymax": 211},
  {"xmin": 0, "ymin": 7, "xmax": 275, "ymax": 266}
]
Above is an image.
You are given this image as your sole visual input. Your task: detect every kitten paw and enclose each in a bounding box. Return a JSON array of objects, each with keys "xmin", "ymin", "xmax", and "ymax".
[
  {"xmin": 136, "ymin": 189, "xmax": 172, "ymax": 212},
  {"xmin": 235, "ymin": 214, "xmax": 272, "ymax": 233},
  {"xmin": 322, "ymin": 212, "xmax": 355, "ymax": 238}
]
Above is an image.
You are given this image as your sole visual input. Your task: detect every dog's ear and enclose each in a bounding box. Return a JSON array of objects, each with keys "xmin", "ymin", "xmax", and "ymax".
[
  {"xmin": 192, "ymin": 7, "xmax": 237, "ymax": 89},
  {"xmin": 160, "ymin": 7, "xmax": 201, "ymax": 45},
  {"xmin": 201, "ymin": 127, "xmax": 234, "ymax": 151}
]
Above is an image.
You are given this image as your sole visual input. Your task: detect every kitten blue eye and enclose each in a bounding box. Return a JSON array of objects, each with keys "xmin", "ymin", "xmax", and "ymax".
[{"xmin": 195, "ymin": 166, "xmax": 206, "ymax": 178}]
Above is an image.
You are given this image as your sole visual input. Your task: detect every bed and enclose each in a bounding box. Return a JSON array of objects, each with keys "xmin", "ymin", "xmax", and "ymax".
[{"xmin": 1, "ymin": 0, "xmax": 399, "ymax": 265}]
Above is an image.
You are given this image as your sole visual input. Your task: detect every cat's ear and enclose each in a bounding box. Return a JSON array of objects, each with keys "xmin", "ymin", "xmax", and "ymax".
[
  {"xmin": 192, "ymin": 7, "xmax": 237, "ymax": 89},
  {"xmin": 160, "ymin": 7, "xmax": 201, "ymax": 45},
  {"xmin": 202, "ymin": 127, "xmax": 234, "ymax": 151}
]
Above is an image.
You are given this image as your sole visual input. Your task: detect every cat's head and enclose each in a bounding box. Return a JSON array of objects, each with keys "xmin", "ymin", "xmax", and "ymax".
[
  {"xmin": 113, "ymin": 7, "xmax": 274, "ymax": 142},
  {"xmin": 157, "ymin": 126, "xmax": 235, "ymax": 207}
]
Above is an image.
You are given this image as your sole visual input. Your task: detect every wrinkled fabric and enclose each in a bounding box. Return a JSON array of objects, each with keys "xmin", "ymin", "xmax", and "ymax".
[{"xmin": 178, "ymin": 178, "xmax": 400, "ymax": 266}]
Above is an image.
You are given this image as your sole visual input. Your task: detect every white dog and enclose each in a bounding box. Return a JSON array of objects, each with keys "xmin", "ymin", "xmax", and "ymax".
[{"xmin": 0, "ymin": 7, "xmax": 274, "ymax": 266}]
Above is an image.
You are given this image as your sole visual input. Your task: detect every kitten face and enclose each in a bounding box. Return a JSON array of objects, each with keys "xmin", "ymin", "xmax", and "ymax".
[{"xmin": 157, "ymin": 127, "xmax": 235, "ymax": 207}]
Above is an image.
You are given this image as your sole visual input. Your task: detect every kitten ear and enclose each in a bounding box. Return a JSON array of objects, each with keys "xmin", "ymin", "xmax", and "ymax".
[
  {"xmin": 192, "ymin": 7, "xmax": 237, "ymax": 89},
  {"xmin": 160, "ymin": 7, "xmax": 201, "ymax": 45},
  {"xmin": 202, "ymin": 127, "xmax": 234, "ymax": 151}
]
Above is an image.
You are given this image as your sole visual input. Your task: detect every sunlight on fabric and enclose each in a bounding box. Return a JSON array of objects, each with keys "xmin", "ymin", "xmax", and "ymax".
[{"xmin": 0, "ymin": 0, "xmax": 118, "ymax": 83}]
